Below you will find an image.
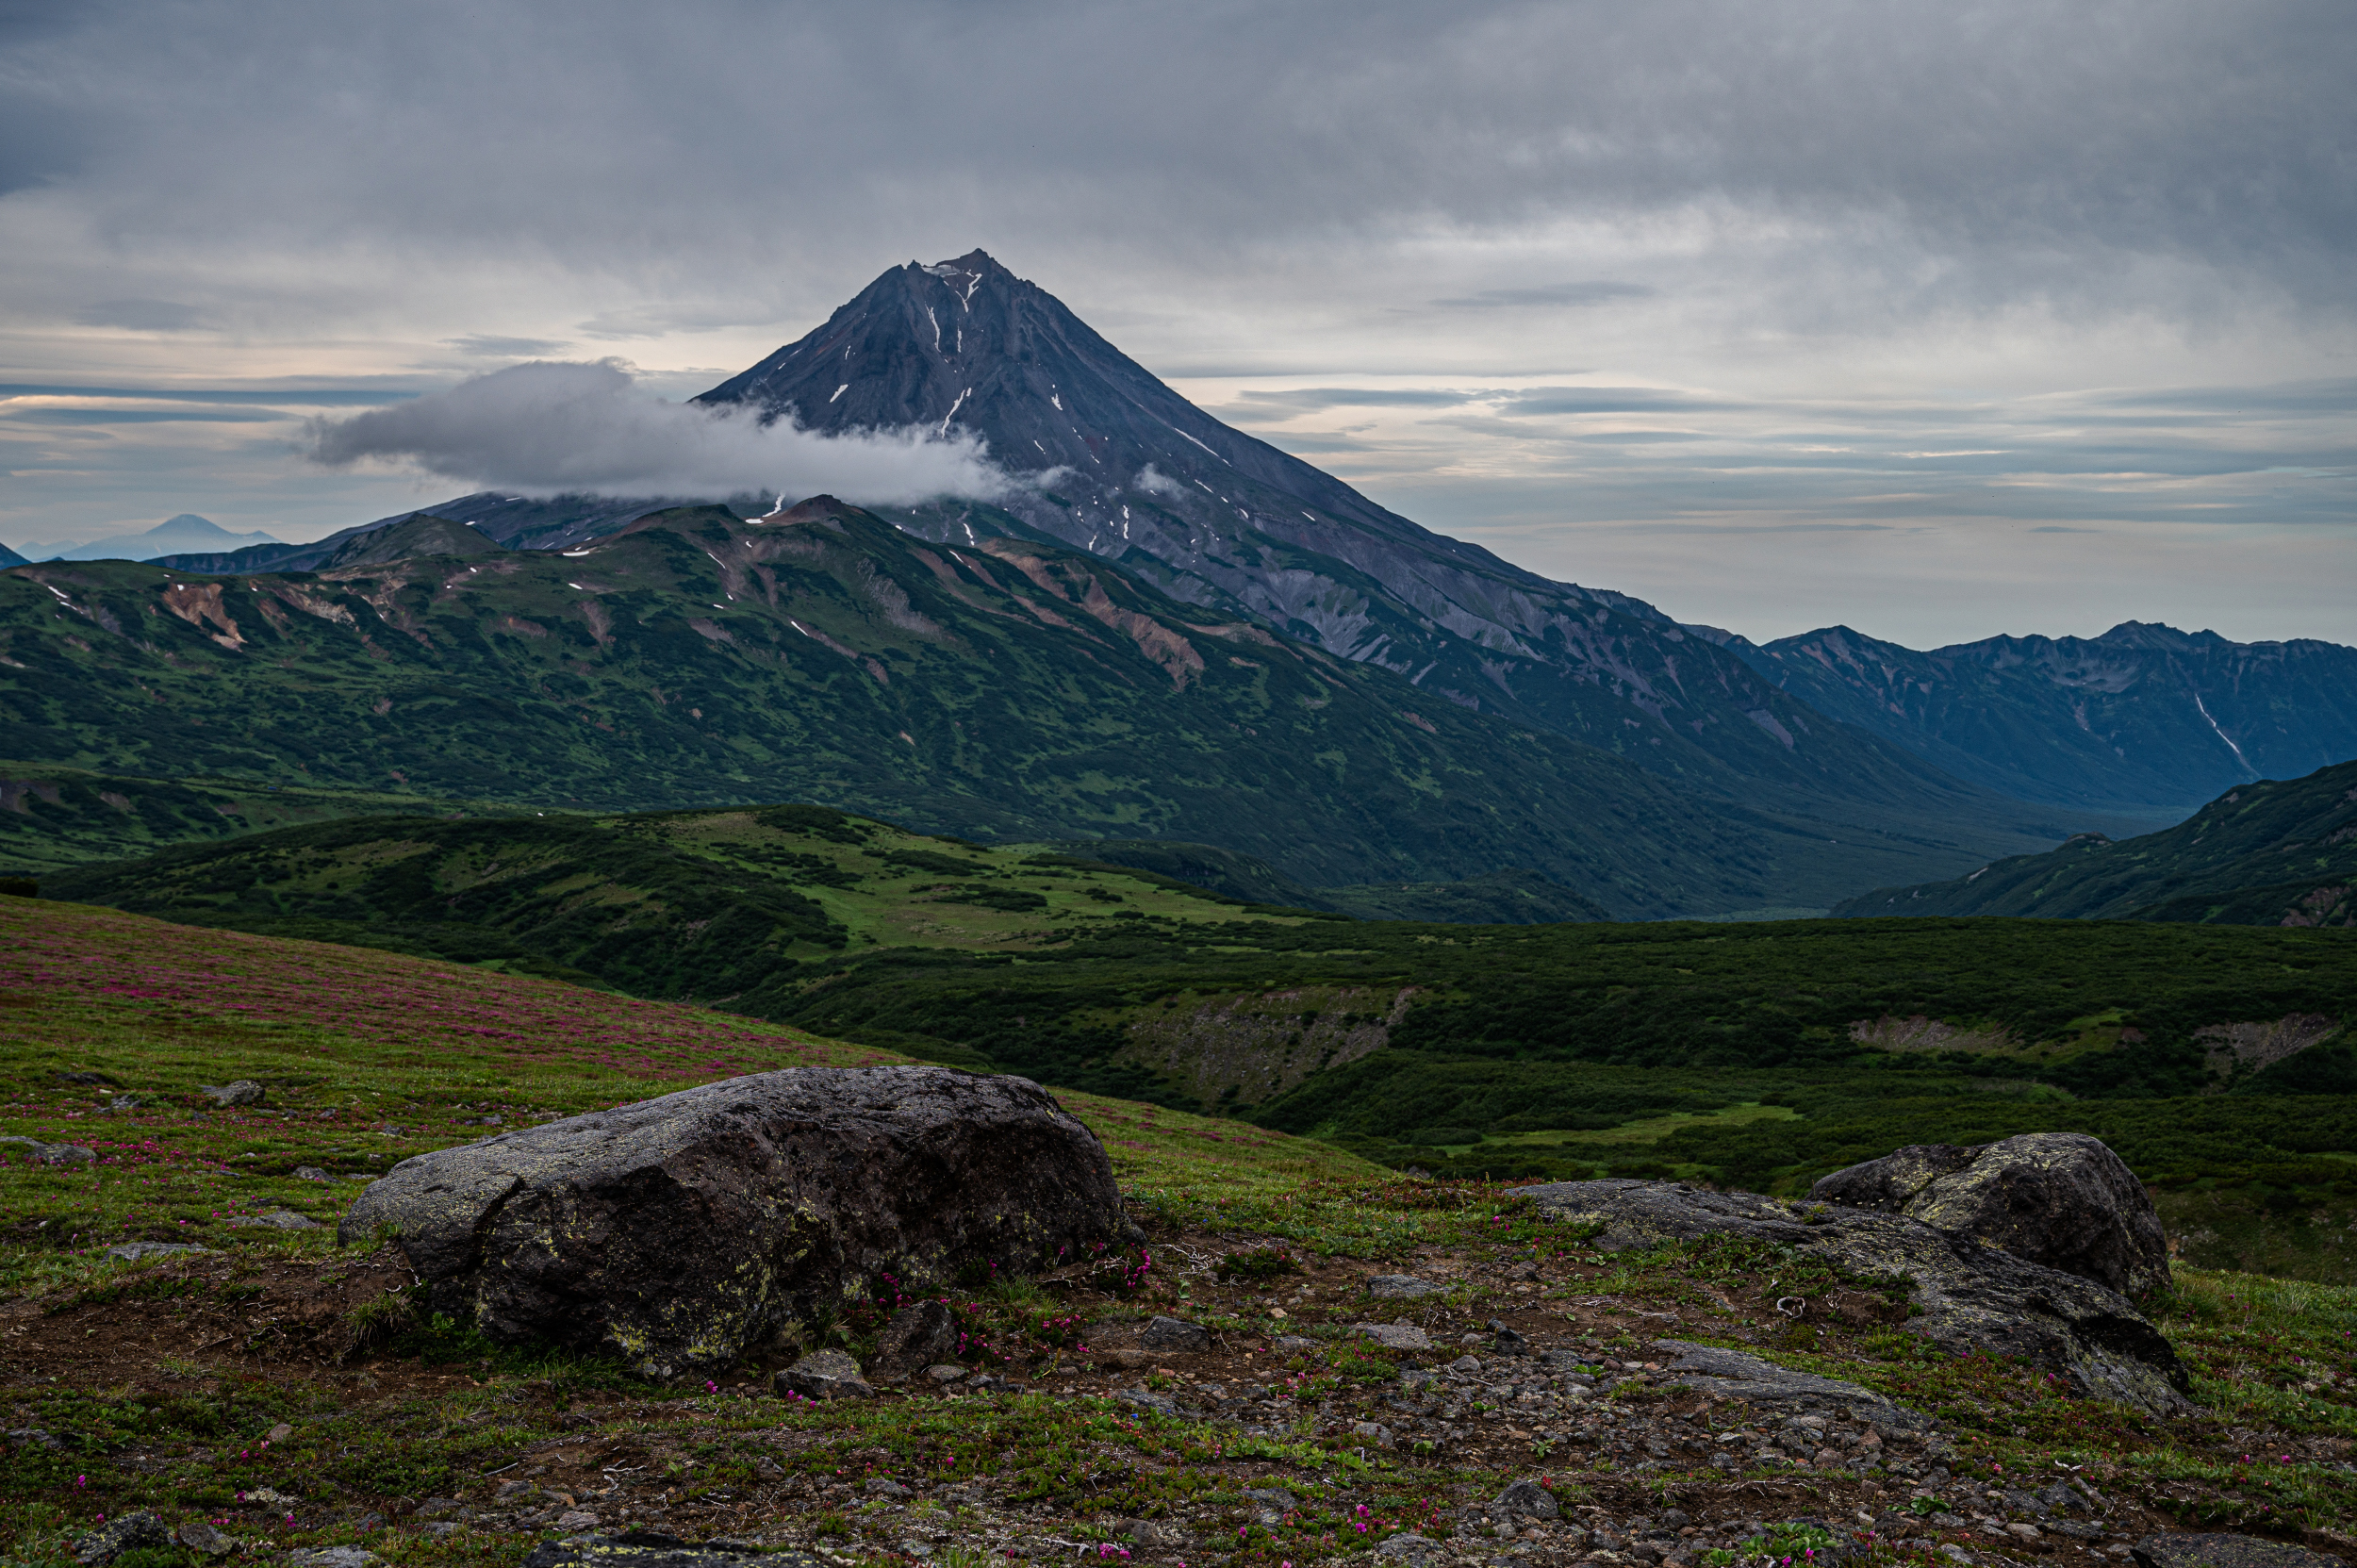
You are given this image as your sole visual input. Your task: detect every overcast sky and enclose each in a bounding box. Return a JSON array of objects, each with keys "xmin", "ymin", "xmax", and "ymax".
[{"xmin": 2, "ymin": 0, "xmax": 2350, "ymax": 647}]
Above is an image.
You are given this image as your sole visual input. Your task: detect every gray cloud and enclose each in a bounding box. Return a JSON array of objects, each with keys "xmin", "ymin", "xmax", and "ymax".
[
  {"xmin": 76, "ymin": 298, "xmax": 208, "ymax": 331},
  {"xmin": 1428, "ymin": 282, "xmax": 1654, "ymax": 309},
  {"xmin": 0, "ymin": 0, "xmax": 2349, "ymax": 644},
  {"xmin": 307, "ymin": 359, "xmax": 1020, "ymax": 504},
  {"xmin": 444, "ymin": 334, "xmax": 571, "ymax": 358}
]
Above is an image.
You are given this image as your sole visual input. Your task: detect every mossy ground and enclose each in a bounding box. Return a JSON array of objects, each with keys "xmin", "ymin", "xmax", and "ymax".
[{"xmin": 2, "ymin": 901, "xmax": 2352, "ymax": 1568}]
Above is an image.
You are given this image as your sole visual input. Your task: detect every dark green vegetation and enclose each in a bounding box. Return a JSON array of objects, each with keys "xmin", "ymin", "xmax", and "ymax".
[
  {"xmin": 1837, "ymin": 761, "xmax": 2357, "ymax": 928},
  {"xmin": 763, "ymin": 913, "xmax": 2357, "ymax": 1280},
  {"xmin": 1718, "ymin": 621, "xmax": 2357, "ymax": 818},
  {"xmin": 0, "ymin": 498, "xmax": 2066, "ymax": 918}
]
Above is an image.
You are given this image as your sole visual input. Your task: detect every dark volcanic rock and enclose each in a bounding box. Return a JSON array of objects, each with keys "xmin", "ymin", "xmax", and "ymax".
[
  {"xmin": 1652, "ymin": 1340, "xmax": 1931, "ymax": 1431},
  {"xmin": 1518, "ymin": 1179, "xmax": 2192, "ymax": 1416},
  {"xmin": 1140, "ymin": 1314, "xmax": 1211, "ymax": 1352},
  {"xmin": 870, "ymin": 1298, "xmax": 960, "ymax": 1377},
  {"xmin": 1809, "ymin": 1132, "xmax": 2171, "ymax": 1298},
  {"xmin": 2133, "ymin": 1535, "xmax": 2347, "ymax": 1568},
  {"xmin": 524, "ymin": 1532, "xmax": 826, "ymax": 1568},
  {"xmin": 339, "ymin": 1065, "xmax": 1132, "ymax": 1379},
  {"xmin": 74, "ymin": 1511, "xmax": 171, "ymax": 1565}
]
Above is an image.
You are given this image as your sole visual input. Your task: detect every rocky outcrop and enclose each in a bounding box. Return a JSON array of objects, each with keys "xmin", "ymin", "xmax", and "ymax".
[
  {"xmin": 339, "ymin": 1065, "xmax": 1133, "ymax": 1379},
  {"xmin": 1808, "ymin": 1132, "xmax": 2170, "ymax": 1298},
  {"xmin": 1517, "ymin": 1179, "xmax": 2193, "ymax": 1417}
]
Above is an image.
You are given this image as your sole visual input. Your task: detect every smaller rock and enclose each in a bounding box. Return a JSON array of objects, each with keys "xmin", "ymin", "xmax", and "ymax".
[
  {"xmin": 1450, "ymin": 1354, "xmax": 1482, "ymax": 1373},
  {"xmin": 295, "ymin": 1166, "xmax": 334, "ymax": 1182},
  {"xmin": 0, "ymin": 1136, "xmax": 97, "ymax": 1167},
  {"xmin": 866, "ymin": 1478, "xmax": 911, "ymax": 1497},
  {"xmin": 176, "ymin": 1522, "xmax": 235, "ymax": 1558},
  {"xmin": 1114, "ymin": 1385, "xmax": 1179, "ymax": 1416},
  {"xmin": 225, "ymin": 1210, "xmax": 322, "ymax": 1230},
  {"xmin": 267, "ymin": 1422, "xmax": 293, "ymax": 1443},
  {"xmin": 873, "ymin": 1298, "xmax": 961, "ymax": 1374},
  {"xmin": 1275, "ymin": 1334, "xmax": 1316, "ymax": 1349},
  {"xmin": 202, "ymin": 1081, "xmax": 267, "ymax": 1107},
  {"xmin": 1492, "ymin": 1478, "xmax": 1559, "ymax": 1520},
  {"xmin": 925, "ymin": 1363, "xmax": 966, "ymax": 1383},
  {"xmin": 1102, "ymin": 1347, "xmax": 1154, "ymax": 1369},
  {"xmin": 1488, "ymin": 1318, "xmax": 1531, "ymax": 1356},
  {"xmin": 285, "ymin": 1550, "xmax": 382, "ymax": 1568},
  {"xmin": 553, "ymin": 1511, "xmax": 599, "ymax": 1531},
  {"xmin": 775, "ymin": 1349, "xmax": 871, "ymax": 1400},
  {"xmin": 104, "ymin": 1241, "xmax": 208, "ymax": 1262},
  {"xmin": 1368, "ymin": 1274, "xmax": 1442, "ymax": 1298},
  {"xmin": 1356, "ymin": 1321, "xmax": 1431, "ymax": 1350},
  {"xmin": 74, "ymin": 1511, "xmax": 171, "ymax": 1565},
  {"xmin": 1140, "ymin": 1315, "xmax": 1211, "ymax": 1352},
  {"xmin": 1244, "ymin": 1488, "xmax": 1298, "ymax": 1525},
  {"xmin": 1350, "ymin": 1419, "xmax": 1393, "ymax": 1445},
  {"xmin": 2134, "ymin": 1537, "xmax": 2346, "ymax": 1568}
]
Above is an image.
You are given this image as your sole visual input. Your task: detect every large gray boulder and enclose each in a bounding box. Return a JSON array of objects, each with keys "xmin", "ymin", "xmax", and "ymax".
[
  {"xmin": 1515, "ymin": 1179, "xmax": 2193, "ymax": 1417},
  {"xmin": 1808, "ymin": 1132, "xmax": 2170, "ymax": 1298},
  {"xmin": 340, "ymin": 1065, "xmax": 1132, "ymax": 1379}
]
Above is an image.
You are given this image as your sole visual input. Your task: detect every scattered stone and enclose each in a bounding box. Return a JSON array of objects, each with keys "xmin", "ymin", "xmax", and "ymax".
[
  {"xmin": 871, "ymin": 1298, "xmax": 961, "ymax": 1376},
  {"xmin": 866, "ymin": 1478, "xmax": 911, "ymax": 1498},
  {"xmin": 1140, "ymin": 1314, "xmax": 1211, "ymax": 1352},
  {"xmin": 57, "ymin": 1072, "xmax": 113, "ymax": 1086},
  {"xmin": 285, "ymin": 1551, "xmax": 381, "ymax": 1568},
  {"xmin": 226, "ymin": 1211, "xmax": 321, "ymax": 1230},
  {"xmin": 1368, "ymin": 1274, "xmax": 1442, "ymax": 1298},
  {"xmin": 1275, "ymin": 1334, "xmax": 1316, "ymax": 1350},
  {"xmin": 925, "ymin": 1363, "xmax": 966, "ymax": 1383},
  {"xmin": 522, "ymin": 1535, "xmax": 831, "ymax": 1568},
  {"xmin": 2133, "ymin": 1537, "xmax": 2346, "ymax": 1568},
  {"xmin": 1350, "ymin": 1419, "xmax": 1393, "ymax": 1445},
  {"xmin": 1488, "ymin": 1318, "xmax": 1531, "ymax": 1356},
  {"xmin": 202, "ymin": 1081, "xmax": 266, "ymax": 1107},
  {"xmin": 1, "ymin": 1136, "xmax": 96, "ymax": 1166},
  {"xmin": 267, "ymin": 1422, "xmax": 292, "ymax": 1443},
  {"xmin": 1492, "ymin": 1478, "xmax": 1559, "ymax": 1520},
  {"xmin": 341, "ymin": 1065, "xmax": 1134, "ymax": 1380},
  {"xmin": 1652, "ymin": 1341, "xmax": 1931, "ymax": 1430},
  {"xmin": 295, "ymin": 1165, "xmax": 334, "ymax": 1182},
  {"xmin": 103, "ymin": 1241, "xmax": 209, "ymax": 1262},
  {"xmin": 1450, "ymin": 1354, "xmax": 1482, "ymax": 1373},
  {"xmin": 1102, "ymin": 1347, "xmax": 1154, "ymax": 1369},
  {"xmin": 1114, "ymin": 1385, "xmax": 1178, "ymax": 1416},
  {"xmin": 74, "ymin": 1511, "xmax": 171, "ymax": 1564},
  {"xmin": 1374, "ymin": 1534, "xmax": 1442, "ymax": 1563},
  {"xmin": 1519, "ymin": 1178, "xmax": 2192, "ymax": 1415},
  {"xmin": 1356, "ymin": 1321, "xmax": 1431, "ymax": 1350},
  {"xmin": 775, "ymin": 1349, "xmax": 871, "ymax": 1400},
  {"xmin": 1811, "ymin": 1132, "xmax": 2171, "ymax": 1298},
  {"xmin": 176, "ymin": 1522, "xmax": 235, "ymax": 1558},
  {"xmin": 554, "ymin": 1511, "xmax": 600, "ymax": 1531},
  {"xmin": 1244, "ymin": 1488, "xmax": 1298, "ymax": 1525}
]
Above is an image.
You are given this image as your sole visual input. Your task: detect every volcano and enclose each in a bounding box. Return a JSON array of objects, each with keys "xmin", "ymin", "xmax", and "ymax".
[{"xmin": 695, "ymin": 250, "xmax": 2077, "ymax": 858}]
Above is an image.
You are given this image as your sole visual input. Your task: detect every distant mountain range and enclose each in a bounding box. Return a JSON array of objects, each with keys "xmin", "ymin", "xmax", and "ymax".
[
  {"xmin": 1701, "ymin": 621, "xmax": 2357, "ymax": 817},
  {"xmin": 24, "ymin": 513, "xmax": 282, "ymax": 563},
  {"xmin": 1835, "ymin": 759, "xmax": 2357, "ymax": 927},
  {"xmin": 17, "ymin": 247, "xmax": 2351, "ymax": 909}
]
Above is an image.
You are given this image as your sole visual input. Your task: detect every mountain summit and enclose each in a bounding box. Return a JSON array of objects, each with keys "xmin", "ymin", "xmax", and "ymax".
[{"xmin": 697, "ymin": 251, "xmax": 2069, "ymax": 856}]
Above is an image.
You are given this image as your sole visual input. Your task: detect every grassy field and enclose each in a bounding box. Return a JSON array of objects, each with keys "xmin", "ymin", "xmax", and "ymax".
[{"xmin": 3, "ymin": 900, "xmax": 2354, "ymax": 1568}]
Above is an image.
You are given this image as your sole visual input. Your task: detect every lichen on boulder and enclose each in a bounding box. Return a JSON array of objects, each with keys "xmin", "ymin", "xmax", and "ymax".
[
  {"xmin": 1807, "ymin": 1131, "xmax": 2171, "ymax": 1298},
  {"xmin": 339, "ymin": 1065, "xmax": 1133, "ymax": 1380}
]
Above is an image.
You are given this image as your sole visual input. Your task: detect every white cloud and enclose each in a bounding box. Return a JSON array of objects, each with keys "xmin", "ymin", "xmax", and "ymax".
[{"xmin": 306, "ymin": 360, "xmax": 1019, "ymax": 504}]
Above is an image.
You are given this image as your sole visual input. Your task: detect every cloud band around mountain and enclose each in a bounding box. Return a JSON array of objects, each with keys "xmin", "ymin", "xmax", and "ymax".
[{"xmin": 306, "ymin": 360, "xmax": 1017, "ymax": 504}]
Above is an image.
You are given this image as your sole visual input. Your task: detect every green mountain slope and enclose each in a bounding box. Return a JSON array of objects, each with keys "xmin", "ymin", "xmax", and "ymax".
[
  {"xmin": 0, "ymin": 764, "xmax": 524, "ymax": 874},
  {"xmin": 4, "ymin": 497, "xmax": 2069, "ymax": 916},
  {"xmin": 37, "ymin": 803, "xmax": 1330, "ymax": 1050},
  {"xmin": 1833, "ymin": 760, "xmax": 2357, "ymax": 926}
]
